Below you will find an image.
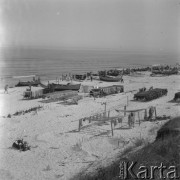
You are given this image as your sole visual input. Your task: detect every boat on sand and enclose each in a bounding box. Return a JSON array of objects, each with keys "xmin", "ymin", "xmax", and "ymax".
[
  {"xmin": 15, "ymin": 80, "xmax": 40, "ymax": 87},
  {"xmin": 49, "ymin": 83, "xmax": 81, "ymax": 91},
  {"xmin": 99, "ymin": 75, "xmax": 123, "ymax": 82}
]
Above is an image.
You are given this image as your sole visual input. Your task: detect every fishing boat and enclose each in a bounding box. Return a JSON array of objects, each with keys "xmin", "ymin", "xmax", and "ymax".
[
  {"xmin": 15, "ymin": 80, "xmax": 40, "ymax": 87},
  {"xmin": 99, "ymin": 75, "xmax": 123, "ymax": 82},
  {"xmin": 151, "ymin": 64, "xmax": 178, "ymax": 76},
  {"xmin": 74, "ymin": 74, "xmax": 86, "ymax": 81},
  {"xmin": 49, "ymin": 83, "xmax": 81, "ymax": 91}
]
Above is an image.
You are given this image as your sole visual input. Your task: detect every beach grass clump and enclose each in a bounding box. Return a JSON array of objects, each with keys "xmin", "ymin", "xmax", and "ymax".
[
  {"xmin": 43, "ymin": 165, "xmax": 51, "ymax": 171},
  {"xmin": 72, "ymin": 141, "xmax": 82, "ymax": 152},
  {"xmin": 133, "ymin": 137, "xmax": 146, "ymax": 147},
  {"xmin": 121, "ymin": 137, "xmax": 147, "ymax": 157},
  {"xmin": 148, "ymin": 125, "xmax": 158, "ymax": 135},
  {"xmin": 12, "ymin": 105, "xmax": 42, "ymax": 116},
  {"xmin": 7, "ymin": 114, "xmax": 11, "ymax": 118},
  {"xmin": 121, "ymin": 145, "xmax": 134, "ymax": 156}
]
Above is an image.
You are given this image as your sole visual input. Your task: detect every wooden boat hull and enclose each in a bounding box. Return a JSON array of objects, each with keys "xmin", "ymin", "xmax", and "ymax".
[
  {"xmin": 50, "ymin": 83, "xmax": 81, "ymax": 91},
  {"xmin": 15, "ymin": 81, "xmax": 39, "ymax": 87},
  {"xmin": 152, "ymin": 70, "xmax": 178, "ymax": 75},
  {"xmin": 99, "ymin": 76, "xmax": 122, "ymax": 82}
]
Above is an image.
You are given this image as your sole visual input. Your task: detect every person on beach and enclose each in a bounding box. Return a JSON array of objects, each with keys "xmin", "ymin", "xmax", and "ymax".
[
  {"xmin": 90, "ymin": 75, "xmax": 93, "ymax": 82},
  {"xmin": 4, "ymin": 84, "xmax": 8, "ymax": 94},
  {"xmin": 148, "ymin": 106, "xmax": 154, "ymax": 120},
  {"xmin": 128, "ymin": 112, "xmax": 134, "ymax": 128}
]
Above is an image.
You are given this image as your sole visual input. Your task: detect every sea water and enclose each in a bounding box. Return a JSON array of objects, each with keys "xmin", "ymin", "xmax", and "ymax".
[{"xmin": 0, "ymin": 46, "xmax": 178, "ymax": 88}]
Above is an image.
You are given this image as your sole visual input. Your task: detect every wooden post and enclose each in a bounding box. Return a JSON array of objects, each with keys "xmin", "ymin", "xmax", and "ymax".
[
  {"xmin": 104, "ymin": 102, "xmax": 107, "ymax": 113},
  {"xmin": 89, "ymin": 116, "xmax": 91, "ymax": 123},
  {"xmin": 127, "ymin": 96, "xmax": 129, "ymax": 106},
  {"xmin": 78, "ymin": 119, "xmax": 82, "ymax": 131},
  {"xmin": 124, "ymin": 106, "xmax": 126, "ymax": 116},
  {"xmin": 154, "ymin": 107, "xmax": 157, "ymax": 119},
  {"xmin": 144, "ymin": 109, "xmax": 147, "ymax": 120},
  {"xmin": 138, "ymin": 111, "xmax": 140, "ymax": 126},
  {"xmin": 108, "ymin": 111, "xmax": 110, "ymax": 118},
  {"xmin": 111, "ymin": 119, "xmax": 114, "ymax": 136}
]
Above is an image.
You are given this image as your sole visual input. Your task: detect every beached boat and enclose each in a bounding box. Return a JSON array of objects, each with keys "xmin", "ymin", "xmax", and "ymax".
[
  {"xmin": 74, "ymin": 74, "xmax": 86, "ymax": 81},
  {"xmin": 15, "ymin": 80, "xmax": 40, "ymax": 87},
  {"xmin": 99, "ymin": 75, "xmax": 123, "ymax": 82},
  {"xmin": 49, "ymin": 83, "xmax": 81, "ymax": 91},
  {"xmin": 152, "ymin": 69, "xmax": 178, "ymax": 75},
  {"xmin": 151, "ymin": 64, "xmax": 178, "ymax": 76}
]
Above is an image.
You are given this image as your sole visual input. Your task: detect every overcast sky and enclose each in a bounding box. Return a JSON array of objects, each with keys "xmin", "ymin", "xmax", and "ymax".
[{"xmin": 0, "ymin": 0, "xmax": 180, "ymax": 53}]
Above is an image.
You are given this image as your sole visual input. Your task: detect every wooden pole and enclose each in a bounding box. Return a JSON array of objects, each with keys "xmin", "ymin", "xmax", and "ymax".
[
  {"xmin": 138, "ymin": 111, "xmax": 140, "ymax": 126},
  {"xmin": 154, "ymin": 107, "xmax": 157, "ymax": 119},
  {"xmin": 111, "ymin": 119, "xmax": 114, "ymax": 136},
  {"xmin": 144, "ymin": 109, "xmax": 147, "ymax": 121},
  {"xmin": 89, "ymin": 116, "xmax": 91, "ymax": 123},
  {"xmin": 127, "ymin": 96, "xmax": 129, "ymax": 106},
  {"xmin": 78, "ymin": 119, "xmax": 82, "ymax": 132},
  {"xmin": 124, "ymin": 106, "xmax": 126, "ymax": 116},
  {"xmin": 108, "ymin": 111, "xmax": 110, "ymax": 118}
]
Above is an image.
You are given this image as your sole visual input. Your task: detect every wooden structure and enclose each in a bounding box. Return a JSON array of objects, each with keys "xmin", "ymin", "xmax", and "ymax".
[
  {"xmin": 23, "ymin": 89, "xmax": 44, "ymax": 99},
  {"xmin": 77, "ymin": 103, "xmax": 157, "ymax": 136}
]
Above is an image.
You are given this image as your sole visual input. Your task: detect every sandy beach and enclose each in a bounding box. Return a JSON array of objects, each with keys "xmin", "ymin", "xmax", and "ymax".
[{"xmin": 0, "ymin": 71, "xmax": 179, "ymax": 180}]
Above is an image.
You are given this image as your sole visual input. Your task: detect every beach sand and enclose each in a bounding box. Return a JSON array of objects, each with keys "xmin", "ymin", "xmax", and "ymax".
[{"xmin": 0, "ymin": 72, "xmax": 179, "ymax": 180}]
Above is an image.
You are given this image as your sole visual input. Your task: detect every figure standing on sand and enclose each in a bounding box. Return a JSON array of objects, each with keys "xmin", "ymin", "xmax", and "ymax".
[
  {"xmin": 4, "ymin": 84, "xmax": 8, "ymax": 94},
  {"xmin": 90, "ymin": 75, "xmax": 93, "ymax": 82},
  {"xmin": 128, "ymin": 112, "xmax": 135, "ymax": 128}
]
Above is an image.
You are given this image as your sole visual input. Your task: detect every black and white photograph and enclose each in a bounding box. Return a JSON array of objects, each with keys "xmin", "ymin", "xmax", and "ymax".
[{"xmin": 0, "ymin": 0, "xmax": 179, "ymax": 179}]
